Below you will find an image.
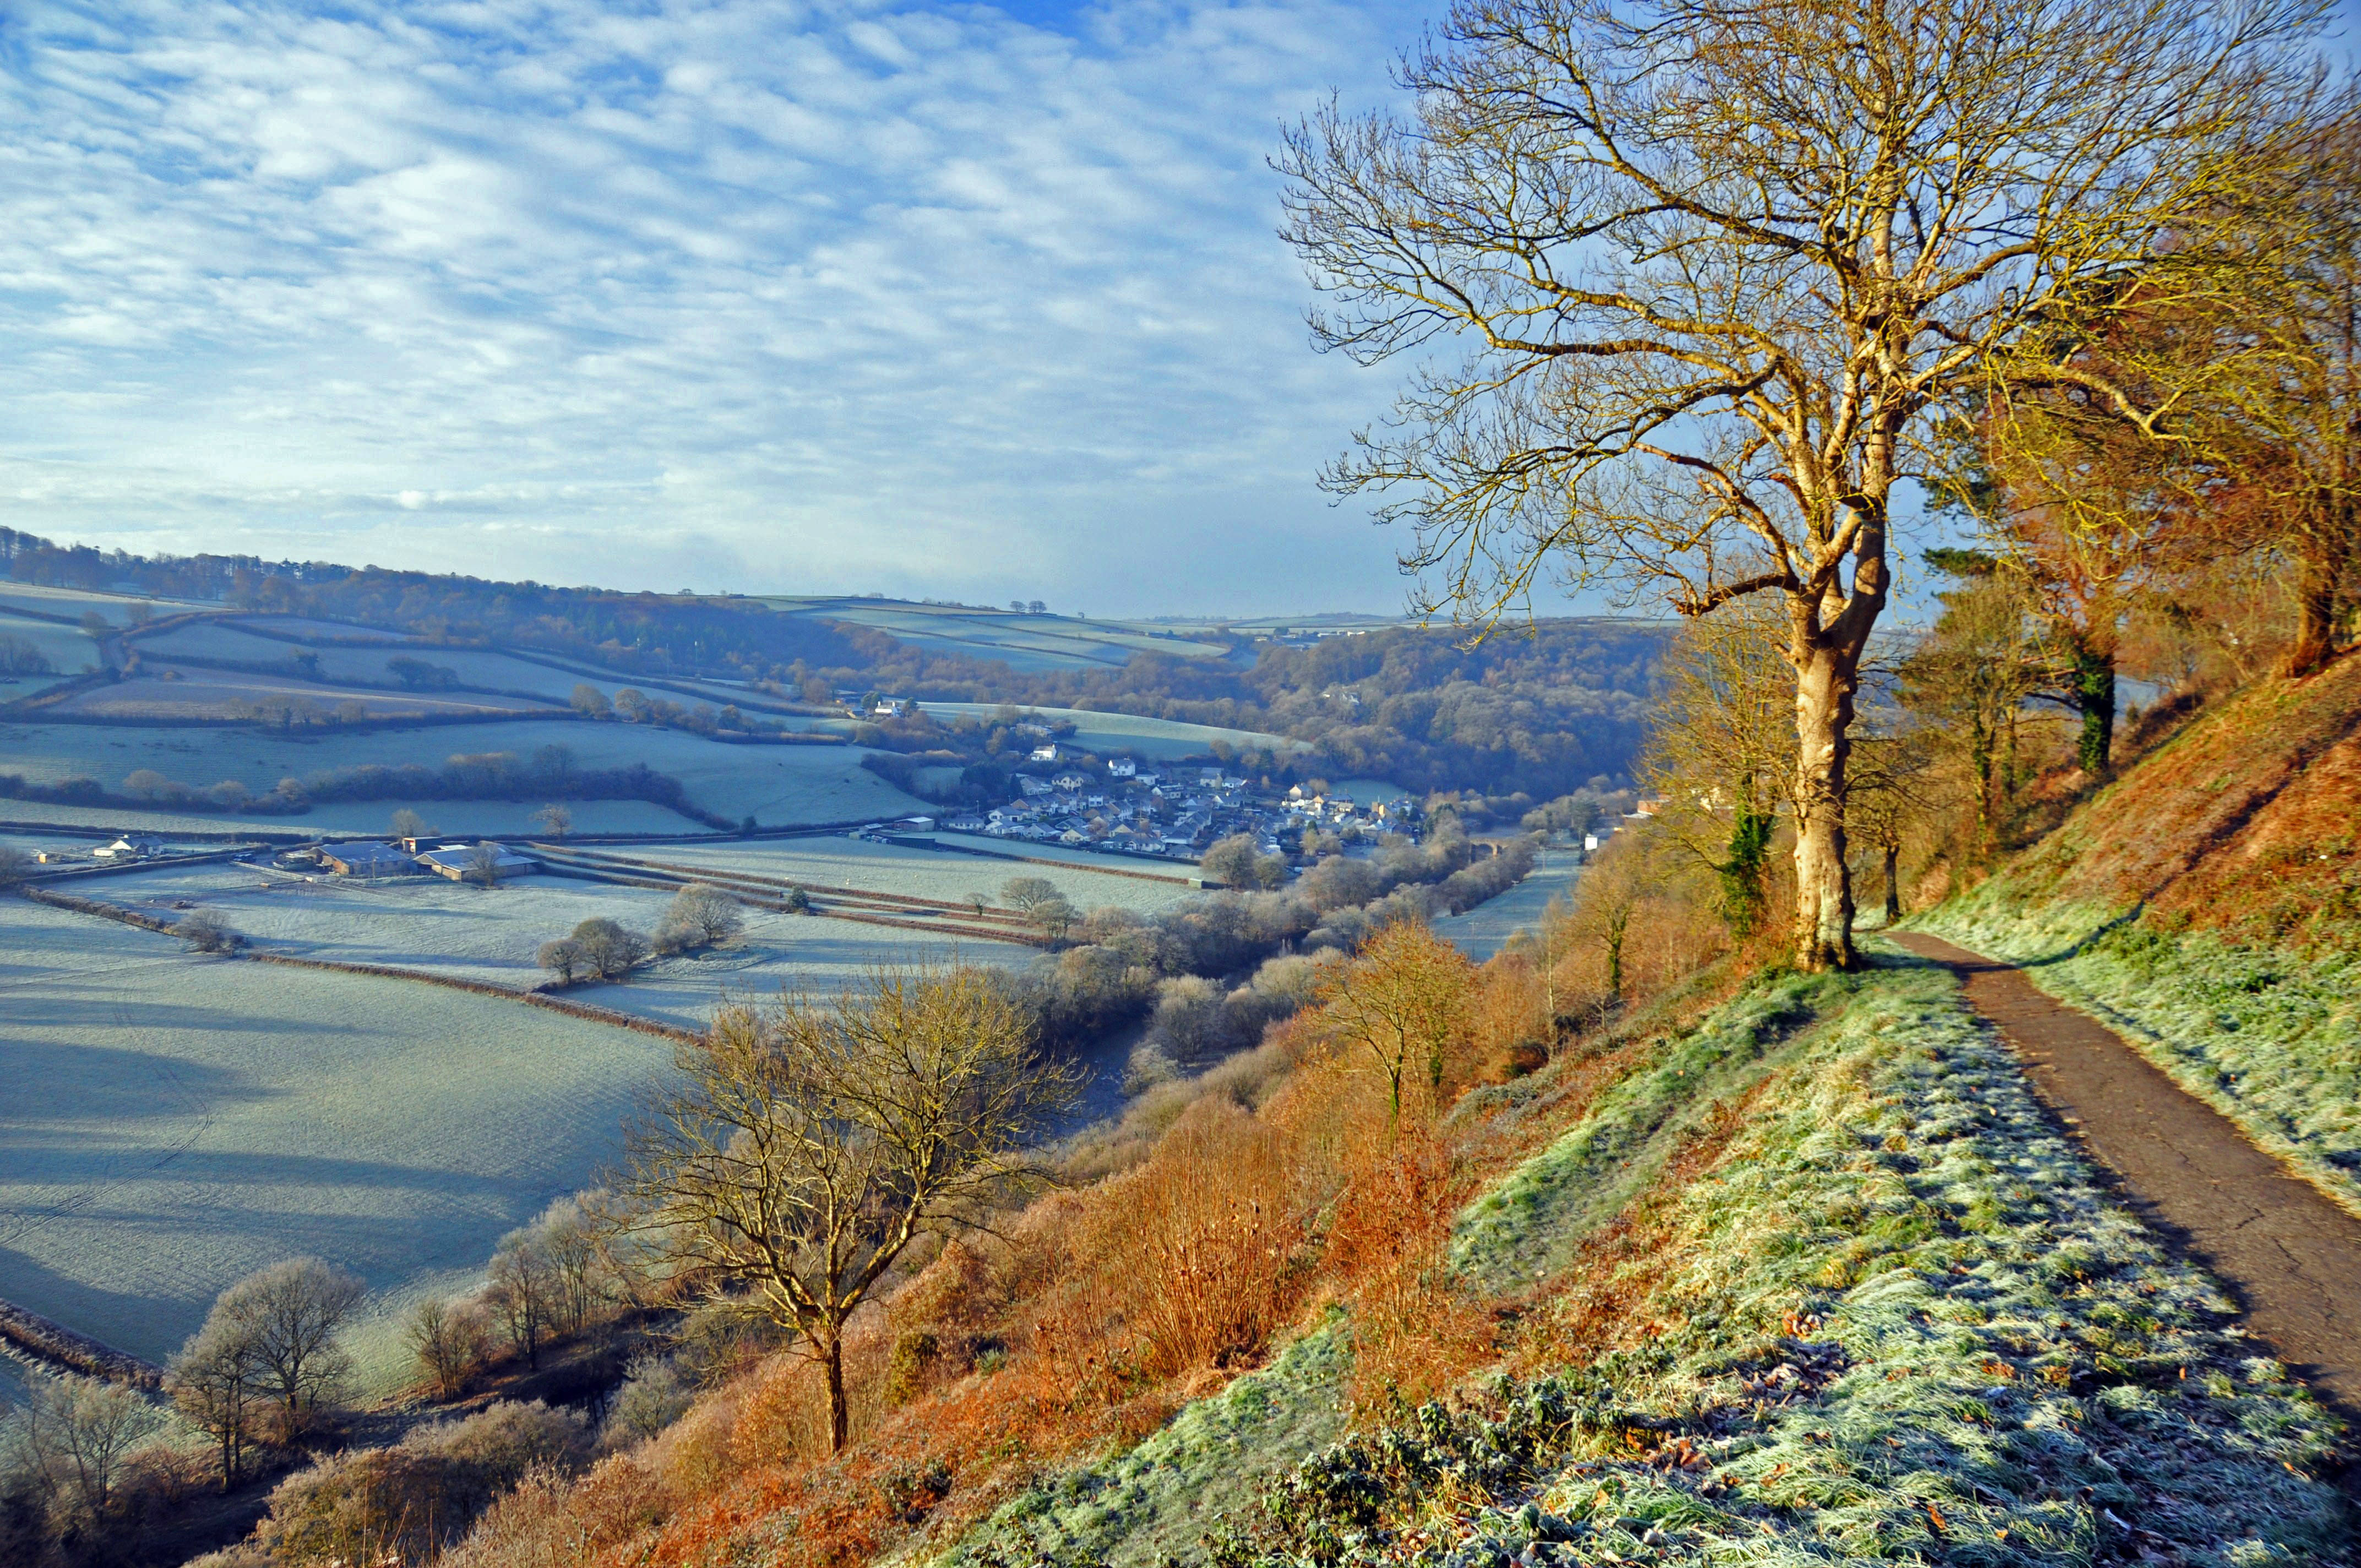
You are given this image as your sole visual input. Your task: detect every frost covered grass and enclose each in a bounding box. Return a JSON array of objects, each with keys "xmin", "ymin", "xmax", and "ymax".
[
  {"xmin": 0, "ymin": 714, "xmax": 924, "ymax": 825},
  {"xmin": 0, "ymin": 895, "xmax": 673, "ymax": 1384},
  {"xmin": 962, "ymin": 960, "xmax": 2354, "ymax": 1567},
  {"xmin": 90, "ymin": 861, "xmax": 1029, "ymax": 1031},
  {"xmin": 646, "ymin": 837, "xmax": 1193, "ymax": 915},
  {"xmin": 1913, "ymin": 889, "xmax": 2361, "ymax": 1217}
]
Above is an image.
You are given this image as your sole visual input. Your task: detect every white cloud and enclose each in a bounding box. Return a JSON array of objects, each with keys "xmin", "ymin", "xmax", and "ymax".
[{"xmin": 0, "ymin": 0, "xmax": 1440, "ymax": 614}]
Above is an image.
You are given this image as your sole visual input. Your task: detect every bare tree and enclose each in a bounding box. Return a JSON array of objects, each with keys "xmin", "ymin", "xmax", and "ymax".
[
  {"xmin": 488, "ymin": 1231, "xmax": 558, "ymax": 1369},
  {"xmin": 0, "ymin": 844, "xmax": 30, "ymax": 888},
  {"xmin": 7, "ymin": 1371, "xmax": 154, "ymax": 1526},
  {"xmin": 170, "ymin": 1316, "xmax": 263, "ymax": 1488},
  {"xmin": 404, "ymin": 1295, "xmax": 492, "ymax": 1401},
  {"xmin": 532, "ymin": 803, "xmax": 574, "ymax": 839},
  {"xmin": 389, "ymin": 807, "xmax": 431, "ymax": 840},
  {"xmin": 1314, "ymin": 918, "xmax": 1475, "ymax": 1124},
  {"xmin": 1639, "ymin": 594, "xmax": 1796, "ymax": 943},
  {"xmin": 664, "ymin": 883, "xmax": 744, "ymax": 947},
  {"xmin": 466, "ymin": 840, "xmax": 508, "ymax": 889},
  {"xmin": 569, "ymin": 917, "xmax": 648, "ymax": 979},
  {"xmin": 210, "ymin": 1257, "xmax": 363, "ymax": 1439},
  {"xmin": 1279, "ymin": 0, "xmax": 2321, "ymax": 968},
  {"xmin": 537, "ymin": 938, "xmax": 590, "ymax": 985},
  {"xmin": 620, "ymin": 965, "xmax": 1081, "ymax": 1451}
]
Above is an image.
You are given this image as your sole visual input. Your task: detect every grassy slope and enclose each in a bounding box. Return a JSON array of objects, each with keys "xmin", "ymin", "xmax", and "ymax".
[
  {"xmin": 1908, "ymin": 656, "xmax": 2361, "ymax": 1217},
  {"xmin": 951, "ymin": 958, "xmax": 2353, "ymax": 1567}
]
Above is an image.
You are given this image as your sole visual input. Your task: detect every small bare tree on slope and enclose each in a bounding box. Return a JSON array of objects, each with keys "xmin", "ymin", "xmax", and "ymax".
[
  {"xmin": 620, "ymin": 965, "xmax": 1080, "ymax": 1451},
  {"xmin": 1279, "ymin": 0, "xmax": 2324, "ymax": 968}
]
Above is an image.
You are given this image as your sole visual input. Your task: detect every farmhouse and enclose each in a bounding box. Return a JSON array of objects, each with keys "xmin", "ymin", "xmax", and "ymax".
[
  {"xmin": 1030, "ymin": 743, "xmax": 1060, "ymax": 763},
  {"xmin": 416, "ymin": 842, "xmax": 539, "ymax": 881},
  {"xmin": 322, "ymin": 841, "xmax": 417, "ymax": 879},
  {"xmin": 91, "ymin": 835, "xmax": 162, "ymax": 860}
]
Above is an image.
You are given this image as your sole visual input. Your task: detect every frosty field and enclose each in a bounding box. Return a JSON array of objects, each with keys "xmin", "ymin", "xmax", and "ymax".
[
  {"xmin": 56, "ymin": 669, "xmax": 554, "ymax": 720},
  {"xmin": 646, "ymin": 835, "xmax": 1195, "ymax": 915},
  {"xmin": 0, "ymin": 795, "xmax": 706, "ymax": 840},
  {"xmin": 0, "ymin": 896, "xmax": 676, "ymax": 1386},
  {"xmin": 0, "ymin": 716, "xmax": 925, "ymax": 826}
]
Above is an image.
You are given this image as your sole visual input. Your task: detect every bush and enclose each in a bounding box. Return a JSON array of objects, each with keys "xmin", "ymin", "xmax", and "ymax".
[
  {"xmin": 665, "ymin": 883, "xmax": 743, "ymax": 946},
  {"xmin": 601, "ymin": 1356, "xmax": 694, "ymax": 1450},
  {"xmin": 174, "ymin": 909, "xmax": 244, "ymax": 954},
  {"xmin": 568, "ymin": 918, "xmax": 647, "ymax": 979},
  {"xmin": 254, "ymin": 1401, "xmax": 587, "ymax": 1566}
]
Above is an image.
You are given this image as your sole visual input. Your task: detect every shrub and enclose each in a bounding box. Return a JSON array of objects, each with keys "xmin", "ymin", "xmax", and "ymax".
[
  {"xmin": 173, "ymin": 908, "xmax": 244, "ymax": 954},
  {"xmin": 568, "ymin": 918, "xmax": 648, "ymax": 979},
  {"xmin": 601, "ymin": 1356, "xmax": 694, "ymax": 1450},
  {"xmin": 253, "ymin": 1401, "xmax": 587, "ymax": 1566},
  {"xmin": 665, "ymin": 883, "xmax": 744, "ymax": 946}
]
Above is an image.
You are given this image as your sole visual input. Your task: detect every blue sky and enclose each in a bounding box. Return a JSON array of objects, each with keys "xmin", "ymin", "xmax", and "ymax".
[{"xmin": 3, "ymin": 1, "xmax": 2358, "ymax": 620}]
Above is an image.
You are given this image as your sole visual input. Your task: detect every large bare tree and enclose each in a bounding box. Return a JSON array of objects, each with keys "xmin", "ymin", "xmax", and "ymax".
[
  {"xmin": 621, "ymin": 966, "xmax": 1079, "ymax": 1451},
  {"xmin": 1280, "ymin": 0, "xmax": 2322, "ymax": 968}
]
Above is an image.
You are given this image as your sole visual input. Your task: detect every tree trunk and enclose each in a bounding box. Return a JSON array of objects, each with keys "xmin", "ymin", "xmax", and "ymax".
[
  {"xmin": 1882, "ymin": 842, "xmax": 1902, "ymax": 926},
  {"xmin": 2072, "ymin": 644, "xmax": 2117, "ymax": 777},
  {"xmin": 1791, "ymin": 641, "xmax": 1858, "ymax": 972},
  {"xmin": 2283, "ymin": 518, "xmax": 2347, "ymax": 678},
  {"xmin": 825, "ymin": 1332, "xmax": 849, "ymax": 1453}
]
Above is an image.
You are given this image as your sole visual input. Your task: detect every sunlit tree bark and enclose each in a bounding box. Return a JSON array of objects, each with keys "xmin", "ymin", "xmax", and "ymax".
[{"xmin": 1280, "ymin": 0, "xmax": 2324, "ymax": 968}]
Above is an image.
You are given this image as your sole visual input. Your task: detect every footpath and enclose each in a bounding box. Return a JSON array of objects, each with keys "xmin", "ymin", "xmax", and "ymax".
[{"xmin": 1892, "ymin": 933, "xmax": 2361, "ymax": 1419}]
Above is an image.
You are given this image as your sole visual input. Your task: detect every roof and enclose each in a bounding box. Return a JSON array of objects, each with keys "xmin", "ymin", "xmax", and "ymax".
[{"xmin": 417, "ymin": 843, "xmax": 537, "ymax": 872}]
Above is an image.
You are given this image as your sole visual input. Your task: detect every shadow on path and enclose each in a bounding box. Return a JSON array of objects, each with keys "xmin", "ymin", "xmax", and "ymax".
[{"xmin": 1892, "ymin": 932, "xmax": 2361, "ymax": 1422}]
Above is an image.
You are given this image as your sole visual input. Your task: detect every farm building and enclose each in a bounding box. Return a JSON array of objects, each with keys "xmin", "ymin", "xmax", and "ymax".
[
  {"xmin": 416, "ymin": 842, "xmax": 539, "ymax": 881},
  {"xmin": 91, "ymin": 835, "xmax": 162, "ymax": 860},
  {"xmin": 321, "ymin": 842, "xmax": 417, "ymax": 879}
]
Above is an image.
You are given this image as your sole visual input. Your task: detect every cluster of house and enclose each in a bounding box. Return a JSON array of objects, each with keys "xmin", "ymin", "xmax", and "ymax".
[
  {"xmin": 303, "ymin": 838, "xmax": 540, "ymax": 882},
  {"xmin": 931, "ymin": 764, "xmax": 1420, "ymax": 861}
]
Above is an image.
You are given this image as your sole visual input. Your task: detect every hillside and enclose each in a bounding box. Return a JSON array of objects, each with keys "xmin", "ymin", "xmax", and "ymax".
[
  {"xmin": 232, "ymin": 679, "xmax": 2361, "ymax": 1568},
  {"xmin": 1911, "ymin": 657, "xmax": 2361, "ymax": 1216}
]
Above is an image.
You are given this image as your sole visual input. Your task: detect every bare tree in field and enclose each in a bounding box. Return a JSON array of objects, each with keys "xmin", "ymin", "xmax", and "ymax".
[
  {"xmin": 209, "ymin": 1258, "xmax": 364, "ymax": 1439},
  {"xmin": 621, "ymin": 965, "xmax": 1081, "ymax": 1451},
  {"xmin": 171, "ymin": 1317, "xmax": 262, "ymax": 1488},
  {"xmin": 1280, "ymin": 0, "xmax": 2323, "ymax": 968}
]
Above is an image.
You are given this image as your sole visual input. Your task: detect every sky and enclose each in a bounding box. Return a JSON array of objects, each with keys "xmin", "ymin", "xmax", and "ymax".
[
  {"xmin": 4, "ymin": 1, "xmax": 2360, "ymax": 621},
  {"xmin": 0, "ymin": 0, "xmax": 1445, "ymax": 619}
]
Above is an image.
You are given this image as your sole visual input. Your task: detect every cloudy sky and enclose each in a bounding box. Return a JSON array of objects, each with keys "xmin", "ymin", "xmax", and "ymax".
[
  {"xmin": 0, "ymin": 0, "xmax": 1437, "ymax": 617},
  {"xmin": 4, "ymin": 1, "xmax": 2359, "ymax": 619}
]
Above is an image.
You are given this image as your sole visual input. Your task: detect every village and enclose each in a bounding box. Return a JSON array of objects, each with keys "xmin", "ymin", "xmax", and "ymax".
[{"xmin": 935, "ymin": 749, "xmax": 1422, "ymax": 863}]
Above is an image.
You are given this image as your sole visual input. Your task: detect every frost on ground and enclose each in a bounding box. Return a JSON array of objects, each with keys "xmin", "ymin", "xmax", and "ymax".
[
  {"xmin": 959, "ymin": 960, "xmax": 2353, "ymax": 1568},
  {"xmin": 1912, "ymin": 889, "xmax": 2361, "ymax": 1218},
  {"xmin": 0, "ymin": 896, "xmax": 672, "ymax": 1382}
]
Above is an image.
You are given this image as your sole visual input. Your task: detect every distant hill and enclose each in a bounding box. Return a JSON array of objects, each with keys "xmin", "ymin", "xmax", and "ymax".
[{"xmin": 4, "ymin": 536, "xmax": 1669, "ymax": 804}]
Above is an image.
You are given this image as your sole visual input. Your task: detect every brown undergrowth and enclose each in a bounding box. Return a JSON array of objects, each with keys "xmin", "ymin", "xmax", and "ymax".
[{"xmin": 422, "ymin": 899, "xmax": 1745, "ymax": 1568}]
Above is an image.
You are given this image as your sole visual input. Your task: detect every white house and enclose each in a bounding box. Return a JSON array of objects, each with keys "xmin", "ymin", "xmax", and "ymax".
[
  {"xmin": 1052, "ymin": 772, "xmax": 1088, "ymax": 791},
  {"xmin": 1029, "ymin": 743, "xmax": 1060, "ymax": 763},
  {"xmin": 1106, "ymin": 758, "xmax": 1137, "ymax": 778},
  {"xmin": 873, "ymin": 698, "xmax": 912, "ymax": 717},
  {"xmin": 91, "ymin": 835, "xmax": 162, "ymax": 861}
]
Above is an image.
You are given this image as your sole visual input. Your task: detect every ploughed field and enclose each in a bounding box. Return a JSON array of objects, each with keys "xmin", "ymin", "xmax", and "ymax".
[{"xmin": 0, "ymin": 895, "xmax": 676, "ymax": 1392}]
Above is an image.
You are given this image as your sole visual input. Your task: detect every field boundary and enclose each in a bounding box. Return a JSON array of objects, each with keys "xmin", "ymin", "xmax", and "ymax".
[{"xmin": 0, "ymin": 1298, "xmax": 164, "ymax": 1389}]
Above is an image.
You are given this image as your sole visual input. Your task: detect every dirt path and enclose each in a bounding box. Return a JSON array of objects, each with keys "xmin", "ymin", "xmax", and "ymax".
[{"xmin": 1892, "ymin": 933, "xmax": 2361, "ymax": 1417}]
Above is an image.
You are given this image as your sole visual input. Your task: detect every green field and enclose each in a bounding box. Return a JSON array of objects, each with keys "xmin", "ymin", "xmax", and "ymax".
[
  {"xmin": 0, "ymin": 896, "xmax": 676, "ymax": 1384},
  {"xmin": 0, "ymin": 717, "xmax": 924, "ymax": 828},
  {"xmin": 761, "ymin": 597, "xmax": 1235, "ymax": 672}
]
